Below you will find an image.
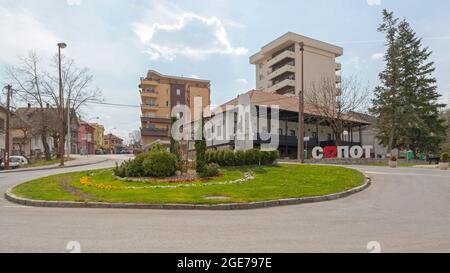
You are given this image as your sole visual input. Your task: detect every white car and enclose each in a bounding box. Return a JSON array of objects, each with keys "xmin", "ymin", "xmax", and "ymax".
[{"xmin": 1, "ymin": 156, "xmax": 29, "ymax": 169}]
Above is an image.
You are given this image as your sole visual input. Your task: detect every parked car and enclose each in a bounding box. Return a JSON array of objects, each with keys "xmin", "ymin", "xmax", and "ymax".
[
  {"xmin": 428, "ymin": 155, "xmax": 440, "ymax": 165},
  {"xmin": 0, "ymin": 156, "xmax": 29, "ymax": 169},
  {"xmin": 95, "ymin": 149, "xmax": 104, "ymax": 155}
]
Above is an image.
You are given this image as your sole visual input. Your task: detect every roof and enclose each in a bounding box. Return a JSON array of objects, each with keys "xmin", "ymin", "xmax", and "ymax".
[
  {"xmin": 104, "ymin": 133, "xmax": 123, "ymax": 141},
  {"xmin": 250, "ymin": 32, "xmax": 343, "ymax": 64},
  {"xmin": 144, "ymin": 70, "xmax": 210, "ymax": 84},
  {"xmin": 215, "ymin": 90, "xmax": 370, "ymax": 125}
]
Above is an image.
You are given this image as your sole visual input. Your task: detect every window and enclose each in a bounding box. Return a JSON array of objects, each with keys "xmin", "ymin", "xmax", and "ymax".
[
  {"xmin": 312, "ymin": 132, "xmax": 318, "ymax": 140},
  {"xmin": 0, "ymin": 118, "xmax": 4, "ymax": 132},
  {"xmin": 290, "ymin": 130, "xmax": 296, "ymax": 137},
  {"xmin": 147, "ymin": 112, "xmax": 156, "ymax": 118},
  {"xmin": 176, "ymin": 89, "xmax": 181, "ymax": 96},
  {"xmin": 166, "ymin": 101, "xmax": 169, "ymax": 107},
  {"xmin": 327, "ymin": 134, "xmax": 332, "ymax": 141},
  {"xmin": 279, "ymin": 129, "xmax": 283, "ymax": 135}
]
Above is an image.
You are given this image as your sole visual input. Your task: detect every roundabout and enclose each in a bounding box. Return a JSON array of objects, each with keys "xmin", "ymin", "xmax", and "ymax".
[{"xmin": 6, "ymin": 164, "xmax": 367, "ymax": 210}]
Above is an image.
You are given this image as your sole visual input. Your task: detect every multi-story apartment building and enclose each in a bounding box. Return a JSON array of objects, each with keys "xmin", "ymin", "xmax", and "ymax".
[
  {"xmin": 0, "ymin": 106, "xmax": 8, "ymax": 158},
  {"xmin": 139, "ymin": 70, "xmax": 211, "ymax": 147},
  {"xmin": 250, "ymin": 32, "xmax": 343, "ymax": 97},
  {"xmin": 89, "ymin": 123, "xmax": 105, "ymax": 151}
]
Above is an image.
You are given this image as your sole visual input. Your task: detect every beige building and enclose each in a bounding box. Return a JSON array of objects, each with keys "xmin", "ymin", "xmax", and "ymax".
[
  {"xmin": 139, "ymin": 70, "xmax": 211, "ymax": 147},
  {"xmin": 250, "ymin": 32, "xmax": 343, "ymax": 97},
  {"xmin": 89, "ymin": 123, "xmax": 105, "ymax": 151}
]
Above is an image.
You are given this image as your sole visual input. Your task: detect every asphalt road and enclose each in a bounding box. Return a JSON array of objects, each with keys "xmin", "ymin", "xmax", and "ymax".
[{"xmin": 0, "ymin": 156, "xmax": 449, "ymax": 253}]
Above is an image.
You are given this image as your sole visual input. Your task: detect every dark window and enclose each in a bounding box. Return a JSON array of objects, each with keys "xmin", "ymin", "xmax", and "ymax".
[
  {"xmin": 290, "ymin": 130, "xmax": 296, "ymax": 137},
  {"xmin": 0, "ymin": 118, "xmax": 4, "ymax": 132},
  {"xmin": 327, "ymin": 134, "xmax": 332, "ymax": 141},
  {"xmin": 279, "ymin": 129, "xmax": 283, "ymax": 135}
]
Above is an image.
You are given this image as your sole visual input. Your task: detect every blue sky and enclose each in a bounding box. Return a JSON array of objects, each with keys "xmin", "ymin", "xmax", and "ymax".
[{"xmin": 1, "ymin": 0, "xmax": 450, "ymax": 141}]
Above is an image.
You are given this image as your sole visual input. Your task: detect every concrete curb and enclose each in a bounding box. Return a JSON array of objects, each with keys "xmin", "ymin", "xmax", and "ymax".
[
  {"xmin": 0, "ymin": 159, "xmax": 110, "ymax": 174},
  {"xmin": 5, "ymin": 174, "xmax": 371, "ymax": 211}
]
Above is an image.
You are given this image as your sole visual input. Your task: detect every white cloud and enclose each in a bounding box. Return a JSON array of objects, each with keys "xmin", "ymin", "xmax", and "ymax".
[
  {"xmin": 133, "ymin": 13, "xmax": 248, "ymax": 61},
  {"xmin": 236, "ymin": 78, "xmax": 248, "ymax": 84},
  {"xmin": 371, "ymin": 52, "xmax": 384, "ymax": 61},
  {"xmin": 0, "ymin": 6, "xmax": 59, "ymax": 64},
  {"xmin": 367, "ymin": 0, "xmax": 382, "ymax": 6},
  {"xmin": 67, "ymin": 0, "xmax": 82, "ymax": 6}
]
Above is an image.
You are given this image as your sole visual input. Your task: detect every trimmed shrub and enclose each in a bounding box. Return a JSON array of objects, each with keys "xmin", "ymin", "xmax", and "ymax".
[
  {"xmin": 441, "ymin": 152, "xmax": 449, "ymax": 163},
  {"xmin": 142, "ymin": 149, "xmax": 177, "ymax": 177},
  {"xmin": 204, "ymin": 149, "xmax": 278, "ymax": 167},
  {"xmin": 200, "ymin": 163, "xmax": 220, "ymax": 178},
  {"xmin": 235, "ymin": 150, "xmax": 246, "ymax": 166},
  {"xmin": 223, "ymin": 150, "xmax": 236, "ymax": 166},
  {"xmin": 245, "ymin": 149, "xmax": 260, "ymax": 165}
]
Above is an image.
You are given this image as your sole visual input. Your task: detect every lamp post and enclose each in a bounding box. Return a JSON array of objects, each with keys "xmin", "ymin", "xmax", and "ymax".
[
  {"xmin": 298, "ymin": 42, "xmax": 305, "ymax": 163},
  {"xmin": 58, "ymin": 42, "xmax": 67, "ymax": 166}
]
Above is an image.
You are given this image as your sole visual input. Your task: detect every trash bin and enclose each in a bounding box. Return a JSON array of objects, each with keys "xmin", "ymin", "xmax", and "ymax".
[
  {"xmin": 419, "ymin": 153, "xmax": 425, "ymax": 161},
  {"xmin": 304, "ymin": 149, "xmax": 308, "ymax": 160},
  {"xmin": 407, "ymin": 150, "xmax": 414, "ymax": 161}
]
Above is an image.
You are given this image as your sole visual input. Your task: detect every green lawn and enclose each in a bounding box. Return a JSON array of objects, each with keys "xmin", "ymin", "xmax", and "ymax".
[
  {"xmin": 12, "ymin": 164, "xmax": 365, "ymax": 205},
  {"xmin": 22, "ymin": 157, "xmax": 74, "ymax": 169}
]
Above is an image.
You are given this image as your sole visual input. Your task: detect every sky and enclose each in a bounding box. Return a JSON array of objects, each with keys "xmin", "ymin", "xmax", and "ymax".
[{"xmin": 1, "ymin": 0, "xmax": 450, "ymax": 141}]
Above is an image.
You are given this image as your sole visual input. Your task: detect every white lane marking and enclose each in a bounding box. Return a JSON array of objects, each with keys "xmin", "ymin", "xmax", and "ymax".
[
  {"xmin": 0, "ymin": 205, "xmax": 34, "ymax": 209},
  {"xmin": 366, "ymin": 171, "xmax": 449, "ymax": 178}
]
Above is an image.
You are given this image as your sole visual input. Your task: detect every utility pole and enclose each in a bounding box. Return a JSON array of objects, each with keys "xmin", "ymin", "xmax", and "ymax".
[
  {"xmin": 57, "ymin": 42, "xmax": 67, "ymax": 166},
  {"xmin": 3, "ymin": 85, "xmax": 12, "ymax": 170},
  {"xmin": 298, "ymin": 42, "xmax": 305, "ymax": 164}
]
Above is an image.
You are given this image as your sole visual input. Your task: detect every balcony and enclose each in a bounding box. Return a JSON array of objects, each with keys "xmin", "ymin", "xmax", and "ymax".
[
  {"xmin": 141, "ymin": 104, "xmax": 159, "ymax": 110},
  {"xmin": 141, "ymin": 127, "xmax": 169, "ymax": 137},
  {"xmin": 140, "ymin": 90, "xmax": 159, "ymax": 98},
  {"xmin": 336, "ymin": 75, "xmax": 342, "ymax": 83},
  {"xmin": 267, "ymin": 78, "xmax": 296, "ymax": 93},
  {"xmin": 141, "ymin": 117, "xmax": 171, "ymax": 124},
  {"xmin": 335, "ymin": 63, "xmax": 342, "ymax": 71},
  {"xmin": 267, "ymin": 50, "xmax": 295, "ymax": 68},
  {"xmin": 268, "ymin": 64, "xmax": 295, "ymax": 80}
]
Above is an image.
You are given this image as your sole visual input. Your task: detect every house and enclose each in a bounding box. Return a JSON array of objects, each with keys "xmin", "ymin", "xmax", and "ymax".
[
  {"xmin": 77, "ymin": 120, "xmax": 95, "ymax": 155},
  {"xmin": 12, "ymin": 105, "xmax": 79, "ymax": 158},
  {"xmin": 0, "ymin": 106, "xmax": 10, "ymax": 159},
  {"xmin": 103, "ymin": 133, "xmax": 124, "ymax": 154},
  {"xmin": 89, "ymin": 123, "xmax": 105, "ymax": 151}
]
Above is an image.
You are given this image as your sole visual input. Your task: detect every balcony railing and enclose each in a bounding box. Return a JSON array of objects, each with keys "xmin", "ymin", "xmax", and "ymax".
[
  {"xmin": 268, "ymin": 64, "xmax": 295, "ymax": 80},
  {"xmin": 141, "ymin": 127, "xmax": 169, "ymax": 137},
  {"xmin": 267, "ymin": 78, "xmax": 296, "ymax": 93},
  {"xmin": 267, "ymin": 50, "xmax": 296, "ymax": 68}
]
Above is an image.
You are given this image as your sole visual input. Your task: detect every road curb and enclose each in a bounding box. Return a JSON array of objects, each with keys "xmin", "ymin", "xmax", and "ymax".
[
  {"xmin": 4, "ymin": 174, "xmax": 371, "ymax": 211},
  {"xmin": 0, "ymin": 159, "xmax": 110, "ymax": 174}
]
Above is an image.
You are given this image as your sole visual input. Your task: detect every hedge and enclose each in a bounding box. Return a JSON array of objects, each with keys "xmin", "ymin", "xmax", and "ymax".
[{"xmin": 205, "ymin": 149, "xmax": 279, "ymax": 167}]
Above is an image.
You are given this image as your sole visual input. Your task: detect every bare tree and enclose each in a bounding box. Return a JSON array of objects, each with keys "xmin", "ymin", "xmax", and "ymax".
[
  {"xmin": 5, "ymin": 52, "xmax": 53, "ymax": 160},
  {"xmin": 5, "ymin": 51, "xmax": 103, "ymax": 160},
  {"xmin": 128, "ymin": 130, "xmax": 142, "ymax": 148},
  {"xmin": 306, "ymin": 76, "xmax": 370, "ymax": 146}
]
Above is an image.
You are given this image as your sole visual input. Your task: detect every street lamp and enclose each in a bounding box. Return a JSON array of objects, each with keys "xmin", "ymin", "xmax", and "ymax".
[
  {"xmin": 298, "ymin": 42, "xmax": 305, "ymax": 164},
  {"xmin": 58, "ymin": 42, "xmax": 67, "ymax": 166}
]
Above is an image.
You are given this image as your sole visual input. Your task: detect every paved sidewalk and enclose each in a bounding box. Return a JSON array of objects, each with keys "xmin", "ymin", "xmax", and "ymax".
[{"xmin": 0, "ymin": 154, "xmax": 129, "ymax": 174}]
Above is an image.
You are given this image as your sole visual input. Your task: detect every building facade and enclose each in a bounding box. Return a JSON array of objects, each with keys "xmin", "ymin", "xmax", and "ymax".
[
  {"xmin": 89, "ymin": 123, "xmax": 105, "ymax": 151},
  {"xmin": 77, "ymin": 121, "xmax": 95, "ymax": 155},
  {"xmin": 103, "ymin": 133, "xmax": 124, "ymax": 154},
  {"xmin": 250, "ymin": 32, "xmax": 342, "ymax": 97},
  {"xmin": 139, "ymin": 70, "xmax": 211, "ymax": 148},
  {"xmin": 190, "ymin": 90, "xmax": 371, "ymax": 159},
  {"xmin": 0, "ymin": 106, "xmax": 8, "ymax": 158}
]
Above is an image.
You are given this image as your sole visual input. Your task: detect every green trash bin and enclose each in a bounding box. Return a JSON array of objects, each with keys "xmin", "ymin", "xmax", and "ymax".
[
  {"xmin": 407, "ymin": 150, "xmax": 414, "ymax": 161},
  {"xmin": 419, "ymin": 153, "xmax": 425, "ymax": 161},
  {"xmin": 304, "ymin": 149, "xmax": 308, "ymax": 160}
]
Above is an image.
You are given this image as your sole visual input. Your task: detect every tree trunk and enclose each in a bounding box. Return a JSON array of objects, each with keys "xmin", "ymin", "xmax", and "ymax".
[{"xmin": 41, "ymin": 132, "xmax": 52, "ymax": 160}]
